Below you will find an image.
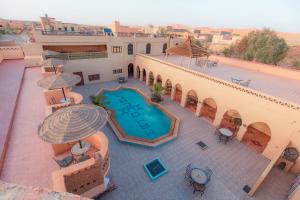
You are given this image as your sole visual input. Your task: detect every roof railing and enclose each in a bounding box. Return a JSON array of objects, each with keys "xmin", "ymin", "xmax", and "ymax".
[
  {"xmin": 45, "ymin": 51, "xmax": 108, "ymax": 60},
  {"xmin": 41, "ymin": 30, "xmax": 106, "ymax": 36}
]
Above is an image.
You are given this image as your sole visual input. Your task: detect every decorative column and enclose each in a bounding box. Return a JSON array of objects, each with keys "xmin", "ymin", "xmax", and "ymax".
[
  {"xmin": 146, "ymin": 74, "xmax": 150, "ymax": 86},
  {"xmin": 195, "ymin": 102, "xmax": 202, "ymax": 117},
  {"xmin": 236, "ymin": 125, "xmax": 247, "ymax": 141},
  {"xmin": 139, "ymin": 72, "xmax": 143, "ymax": 81},
  {"xmin": 213, "ymin": 108, "xmax": 226, "ymax": 128},
  {"xmin": 170, "ymin": 87, "xmax": 176, "ymax": 100},
  {"xmin": 134, "ymin": 68, "xmax": 138, "ymax": 79},
  {"xmin": 180, "ymin": 91, "xmax": 187, "ymax": 107}
]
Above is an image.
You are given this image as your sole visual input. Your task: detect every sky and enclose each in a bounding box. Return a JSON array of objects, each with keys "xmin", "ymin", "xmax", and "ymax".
[{"xmin": 1, "ymin": 0, "xmax": 300, "ymax": 33}]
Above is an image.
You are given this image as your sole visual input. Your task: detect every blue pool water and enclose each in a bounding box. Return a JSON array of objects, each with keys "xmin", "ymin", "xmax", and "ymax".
[{"xmin": 102, "ymin": 88, "xmax": 171, "ymax": 140}]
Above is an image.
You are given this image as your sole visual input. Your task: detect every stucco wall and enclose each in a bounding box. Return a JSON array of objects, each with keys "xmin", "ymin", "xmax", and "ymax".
[
  {"xmin": 0, "ymin": 46, "xmax": 24, "ymax": 60},
  {"xmin": 211, "ymin": 55, "xmax": 300, "ymax": 81},
  {"xmin": 135, "ymin": 54, "xmax": 300, "ymax": 173}
]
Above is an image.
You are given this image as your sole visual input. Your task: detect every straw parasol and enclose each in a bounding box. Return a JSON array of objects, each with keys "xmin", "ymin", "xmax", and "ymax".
[
  {"xmin": 42, "ymin": 57, "xmax": 65, "ymax": 74},
  {"xmin": 165, "ymin": 36, "xmax": 210, "ymax": 67},
  {"xmin": 37, "ymin": 73, "xmax": 81, "ymax": 100},
  {"xmin": 38, "ymin": 104, "xmax": 108, "ymax": 144}
]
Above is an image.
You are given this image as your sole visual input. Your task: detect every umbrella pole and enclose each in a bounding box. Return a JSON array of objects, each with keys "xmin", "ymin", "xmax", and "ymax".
[
  {"xmin": 62, "ymin": 88, "xmax": 67, "ymax": 101},
  {"xmin": 79, "ymin": 140, "xmax": 83, "ymax": 148},
  {"xmin": 52, "ymin": 65, "xmax": 57, "ymax": 74}
]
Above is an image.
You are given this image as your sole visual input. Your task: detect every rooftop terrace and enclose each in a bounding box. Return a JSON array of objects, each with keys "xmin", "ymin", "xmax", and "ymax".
[{"xmin": 153, "ymin": 55, "xmax": 300, "ymax": 105}]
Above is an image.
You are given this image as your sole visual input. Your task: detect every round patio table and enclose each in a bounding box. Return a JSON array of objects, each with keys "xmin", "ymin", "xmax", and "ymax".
[
  {"xmin": 219, "ymin": 128, "xmax": 233, "ymax": 137},
  {"xmin": 59, "ymin": 97, "xmax": 71, "ymax": 104},
  {"xmin": 190, "ymin": 168, "xmax": 208, "ymax": 185},
  {"xmin": 71, "ymin": 141, "xmax": 91, "ymax": 156}
]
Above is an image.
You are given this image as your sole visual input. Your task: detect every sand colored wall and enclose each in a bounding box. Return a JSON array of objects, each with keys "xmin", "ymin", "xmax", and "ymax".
[
  {"xmin": 135, "ymin": 54, "xmax": 300, "ymax": 173},
  {"xmin": 24, "ymin": 30, "xmax": 182, "ymax": 82},
  {"xmin": 210, "ymin": 55, "xmax": 300, "ymax": 81},
  {"xmin": 289, "ymin": 185, "xmax": 300, "ymax": 200},
  {"xmin": 0, "ymin": 46, "xmax": 24, "ymax": 60}
]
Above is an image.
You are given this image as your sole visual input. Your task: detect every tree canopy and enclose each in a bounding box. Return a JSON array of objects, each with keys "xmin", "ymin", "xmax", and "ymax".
[{"xmin": 223, "ymin": 29, "xmax": 288, "ymax": 65}]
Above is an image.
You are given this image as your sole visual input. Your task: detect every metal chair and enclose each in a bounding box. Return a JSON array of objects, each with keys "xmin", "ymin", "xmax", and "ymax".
[
  {"xmin": 53, "ymin": 155, "xmax": 73, "ymax": 168},
  {"xmin": 203, "ymin": 167, "xmax": 213, "ymax": 183},
  {"xmin": 192, "ymin": 182, "xmax": 206, "ymax": 195},
  {"xmin": 240, "ymin": 80, "xmax": 251, "ymax": 87},
  {"xmin": 185, "ymin": 163, "xmax": 192, "ymax": 179}
]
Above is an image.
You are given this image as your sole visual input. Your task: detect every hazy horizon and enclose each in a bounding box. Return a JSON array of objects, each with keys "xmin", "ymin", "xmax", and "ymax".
[{"xmin": 1, "ymin": 0, "xmax": 300, "ymax": 33}]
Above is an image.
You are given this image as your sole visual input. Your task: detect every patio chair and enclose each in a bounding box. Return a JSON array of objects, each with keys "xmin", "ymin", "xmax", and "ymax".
[
  {"xmin": 185, "ymin": 163, "xmax": 193, "ymax": 181},
  {"xmin": 53, "ymin": 155, "xmax": 73, "ymax": 168},
  {"xmin": 50, "ymin": 96, "xmax": 56, "ymax": 105},
  {"xmin": 231, "ymin": 78, "xmax": 242, "ymax": 84},
  {"xmin": 192, "ymin": 182, "xmax": 206, "ymax": 195},
  {"xmin": 203, "ymin": 167, "xmax": 213, "ymax": 183},
  {"xmin": 240, "ymin": 80, "xmax": 251, "ymax": 87},
  {"xmin": 219, "ymin": 134, "xmax": 229, "ymax": 144},
  {"xmin": 118, "ymin": 76, "xmax": 127, "ymax": 83}
]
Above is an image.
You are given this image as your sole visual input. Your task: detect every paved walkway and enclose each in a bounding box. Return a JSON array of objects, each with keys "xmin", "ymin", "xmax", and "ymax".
[
  {"xmin": 154, "ymin": 55, "xmax": 300, "ymax": 105},
  {"xmin": 74, "ymin": 79, "xmax": 295, "ymax": 200},
  {"xmin": 0, "ymin": 59, "xmax": 25, "ymax": 172},
  {"xmin": 0, "ymin": 67, "xmax": 56, "ymax": 189}
]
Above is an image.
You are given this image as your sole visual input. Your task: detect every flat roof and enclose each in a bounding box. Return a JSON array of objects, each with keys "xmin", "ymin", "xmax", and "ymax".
[{"xmin": 153, "ymin": 55, "xmax": 300, "ymax": 105}]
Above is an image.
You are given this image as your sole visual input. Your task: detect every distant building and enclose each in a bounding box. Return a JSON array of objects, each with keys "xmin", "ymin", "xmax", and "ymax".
[
  {"xmin": 0, "ymin": 18, "xmax": 24, "ymax": 30},
  {"xmin": 108, "ymin": 21, "xmax": 143, "ymax": 34},
  {"xmin": 40, "ymin": 14, "xmax": 105, "ymax": 34}
]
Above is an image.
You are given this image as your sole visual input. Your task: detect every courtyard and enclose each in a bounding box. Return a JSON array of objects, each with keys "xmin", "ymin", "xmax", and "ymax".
[
  {"xmin": 73, "ymin": 78, "xmax": 294, "ymax": 200},
  {"xmin": 0, "ymin": 66, "xmax": 295, "ymax": 199}
]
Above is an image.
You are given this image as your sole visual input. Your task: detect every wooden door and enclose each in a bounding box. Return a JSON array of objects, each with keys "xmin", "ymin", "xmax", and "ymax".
[{"xmin": 73, "ymin": 72, "xmax": 84, "ymax": 86}]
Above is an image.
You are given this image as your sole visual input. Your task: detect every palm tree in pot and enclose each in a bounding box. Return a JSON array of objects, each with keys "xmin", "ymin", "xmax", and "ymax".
[
  {"xmin": 233, "ymin": 117, "xmax": 242, "ymax": 134},
  {"xmin": 90, "ymin": 94, "xmax": 109, "ymax": 109},
  {"xmin": 151, "ymin": 83, "xmax": 165, "ymax": 103}
]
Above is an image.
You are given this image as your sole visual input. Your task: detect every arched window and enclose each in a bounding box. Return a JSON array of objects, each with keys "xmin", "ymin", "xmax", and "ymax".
[
  {"xmin": 162, "ymin": 43, "xmax": 167, "ymax": 53},
  {"xmin": 146, "ymin": 43, "xmax": 151, "ymax": 54},
  {"xmin": 128, "ymin": 43, "xmax": 133, "ymax": 55}
]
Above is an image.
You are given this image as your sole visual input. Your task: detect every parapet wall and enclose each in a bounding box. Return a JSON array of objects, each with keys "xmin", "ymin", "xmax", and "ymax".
[
  {"xmin": 0, "ymin": 46, "xmax": 24, "ymax": 60},
  {"xmin": 210, "ymin": 55, "xmax": 300, "ymax": 81}
]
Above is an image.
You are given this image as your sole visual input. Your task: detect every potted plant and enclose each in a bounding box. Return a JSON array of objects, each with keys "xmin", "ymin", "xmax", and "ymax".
[
  {"xmin": 150, "ymin": 83, "xmax": 165, "ymax": 103},
  {"xmin": 233, "ymin": 117, "xmax": 242, "ymax": 132},
  {"xmin": 90, "ymin": 94, "xmax": 108, "ymax": 109}
]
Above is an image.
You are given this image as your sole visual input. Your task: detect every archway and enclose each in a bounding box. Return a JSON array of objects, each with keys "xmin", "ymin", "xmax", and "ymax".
[
  {"xmin": 241, "ymin": 122, "xmax": 271, "ymax": 153},
  {"xmin": 185, "ymin": 90, "xmax": 198, "ymax": 113},
  {"xmin": 142, "ymin": 69, "xmax": 146, "ymax": 82},
  {"xmin": 219, "ymin": 109, "xmax": 242, "ymax": 137},
  {"xmin": 163, "ymin": 43, "xmax": 167, "ymax": 53},
  {"xmin": 128, "ymin": 63, "xmax": 134, "ymax": 77},
  {"xmin": 146, "ymin": 43, "xmax": 151, "ymax": 54},
  {"xmin": 148, "ymin": 71, "xmax": 154, "ymax": 86},
  {"xmin": 136, "ymin": 66, "xmax": 140, "ymax": 79},
  {"xmin": 165, "ymin": 79, "xmax": 172, "ymax": 97},
  {"xmin": 156, "ymin": 75, "xmax": 162, "ymax": 85},
  {"xmin": 199, "ymin": 98, "xmax": 217, "ymax": 122},
  {"xmin": 174, "ymin": 84, "xmax": 182, "ymax": 104}
]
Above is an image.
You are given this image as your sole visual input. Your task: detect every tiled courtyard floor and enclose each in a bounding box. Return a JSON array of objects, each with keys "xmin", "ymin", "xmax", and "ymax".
[{"xmin": 74, "ymin": 78, "xmax": 295, "ymax": 200}]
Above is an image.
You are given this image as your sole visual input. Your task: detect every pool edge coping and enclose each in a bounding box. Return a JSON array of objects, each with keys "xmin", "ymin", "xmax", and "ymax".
[{"xmin": 96, "ymin": 85, "xmax": 180, "ymax": 148}]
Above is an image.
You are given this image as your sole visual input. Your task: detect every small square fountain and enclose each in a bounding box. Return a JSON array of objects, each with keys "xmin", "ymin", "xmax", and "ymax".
[{"xmin": 144, "ymin": 158, "xmax": 168, "ymax": 181}]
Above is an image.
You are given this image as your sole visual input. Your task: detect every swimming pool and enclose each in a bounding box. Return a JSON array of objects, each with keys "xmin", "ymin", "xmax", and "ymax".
[{"xmin": 99, "ymin": 87, "xmax": 179, "ymax": 147}]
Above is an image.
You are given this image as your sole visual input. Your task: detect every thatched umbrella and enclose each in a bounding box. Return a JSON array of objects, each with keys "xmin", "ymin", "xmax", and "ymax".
[
  {"xmin": 37, "ymin": 73, "xmax": 81, "ymax": 101},
  {"xmin": 38, "ymin": 104, "xmax": 108, "ymax": 148},
  {"xmin": 42, "ymin": 57, "xmax": 65, "ymax": 74}
]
